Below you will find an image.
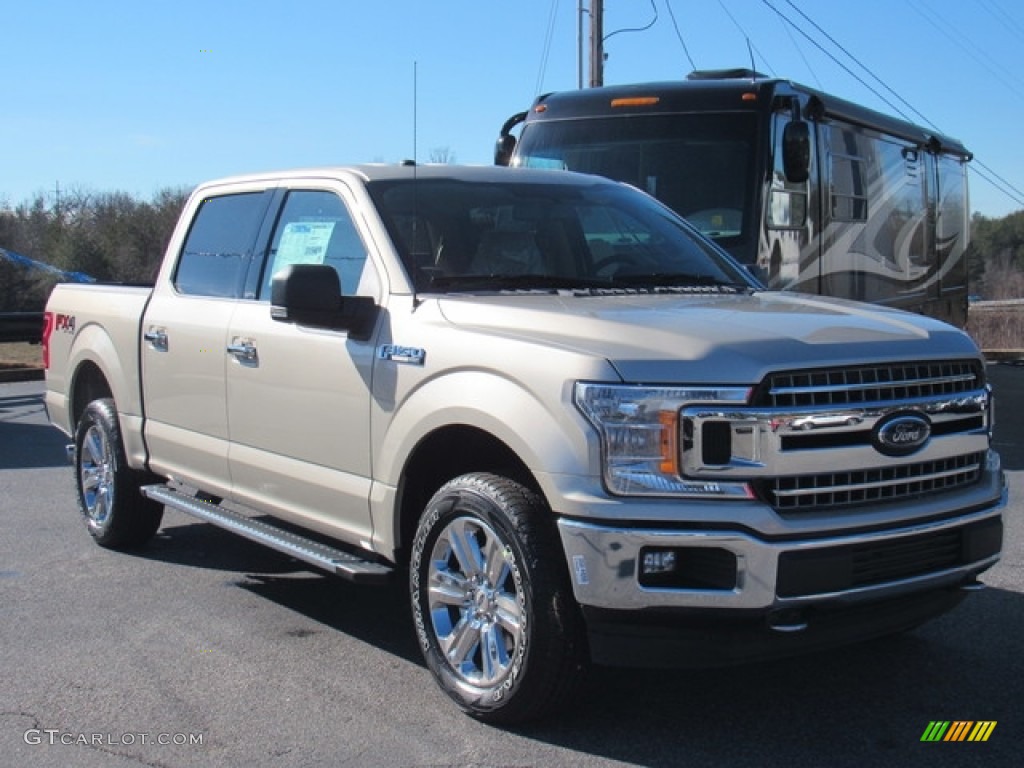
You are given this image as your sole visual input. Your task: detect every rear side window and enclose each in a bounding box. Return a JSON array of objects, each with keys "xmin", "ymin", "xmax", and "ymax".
[{"xmin": 175, "ymin": 192, "xmax": 268, "ymax": 297}]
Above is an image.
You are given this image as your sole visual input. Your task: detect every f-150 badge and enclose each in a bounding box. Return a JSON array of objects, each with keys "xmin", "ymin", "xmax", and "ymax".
[{"xmin": 377, "ymin": 344, "xmax": 426, "ymax": 366}]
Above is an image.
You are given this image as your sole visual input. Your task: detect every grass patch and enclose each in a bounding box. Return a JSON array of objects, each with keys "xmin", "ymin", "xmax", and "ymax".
[
  {"xmin": 966, "ymin": 308, "xmax": 1024, "ymax": 355},
  {"xmin": 0, "ymin": 342, "xmax": 43, "ymax": 369}
]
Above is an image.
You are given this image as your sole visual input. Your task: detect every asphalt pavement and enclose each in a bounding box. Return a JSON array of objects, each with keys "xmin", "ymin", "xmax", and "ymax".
[{"xmin": 1, "ymin": 367, "xmax": 1021, "ymax": 768}]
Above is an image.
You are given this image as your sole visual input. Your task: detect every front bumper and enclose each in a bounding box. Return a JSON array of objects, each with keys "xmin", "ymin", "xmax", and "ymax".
[
  {"xmin": 556, "ymin": 464, "xmax": 1006, "ymax": 664},
  {"xmin": 557, "ymin": 504, "xmax": 1002, "ymax": 612}
]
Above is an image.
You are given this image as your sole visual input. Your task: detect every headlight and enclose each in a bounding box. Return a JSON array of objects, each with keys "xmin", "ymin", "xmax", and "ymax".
[{"xmin": 574, "ymin": 382, "xmax": 753, "ymax": 498}]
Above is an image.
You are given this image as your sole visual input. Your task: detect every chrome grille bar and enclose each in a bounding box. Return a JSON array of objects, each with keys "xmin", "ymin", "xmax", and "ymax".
[
  {"xmin": 761, "ymin": 360, "xmax": 984, "ymax": 408},
  {"xmin": 768, "ymin": 453, "xmax": 985, "ymax": 512}
]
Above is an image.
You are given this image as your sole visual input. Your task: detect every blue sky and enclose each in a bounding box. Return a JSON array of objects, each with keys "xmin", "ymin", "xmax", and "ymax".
[{"xmin": 3, "ymin": 0, "xmax": 1023, "ymax": 218}]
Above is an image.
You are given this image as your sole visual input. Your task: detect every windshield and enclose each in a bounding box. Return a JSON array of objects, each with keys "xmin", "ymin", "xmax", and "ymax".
[
  {"xmin": 512, "ymin": 113, "xmax": 756, "ymax": 245},
  {"xmin": 366, "ymin": 177, "xmax": 756, "ymax": 295}
]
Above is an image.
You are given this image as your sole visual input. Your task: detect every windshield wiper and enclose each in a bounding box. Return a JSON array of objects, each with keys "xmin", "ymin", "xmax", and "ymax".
[
  {"xmin": 610, "ymin": 273, "xmax": 750, "ymax": 291},
  {"xmin": 427, "ymin": 274, "xmax": 613, "ymax": 292}
]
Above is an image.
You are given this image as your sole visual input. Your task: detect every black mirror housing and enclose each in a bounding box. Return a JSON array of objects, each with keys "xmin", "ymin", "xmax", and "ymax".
[
  {"xmin": 271, "ymin": 264, "xmax": 376, "ymax": 339},
  {"xmin": 782, "ymin": 121, "xmax": 811, "ymax": 184},
  {"xmin": 494, "ymin": 134, "xmax": 517, "ymax": 166}
]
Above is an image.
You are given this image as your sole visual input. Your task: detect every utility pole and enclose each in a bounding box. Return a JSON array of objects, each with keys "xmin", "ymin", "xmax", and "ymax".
[
  {"xmin": 577, "ymin": 0, "xmax": 584, "ymax": 89},
  {"xmin": 589, "ymin": 0, "xmax": 604, "ymax": 88}
]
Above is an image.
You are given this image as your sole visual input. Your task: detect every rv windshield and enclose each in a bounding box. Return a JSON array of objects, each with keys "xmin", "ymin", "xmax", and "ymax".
[{"xmin": 512, "ymin": 113, "xmax": 757, "ymax": 248}]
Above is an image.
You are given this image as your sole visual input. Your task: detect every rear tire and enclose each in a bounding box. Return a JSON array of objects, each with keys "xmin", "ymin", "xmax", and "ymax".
[
  {"xmin": 74, "ymin": 398, "xmax": 163, "ymax": 549},
  {"xmin": 410, "ymin": 472, "xmax": 586, "ymax": 724}
]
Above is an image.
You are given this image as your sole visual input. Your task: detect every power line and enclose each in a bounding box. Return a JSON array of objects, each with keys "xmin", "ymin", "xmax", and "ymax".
[
  {"xmin": 972, "ymin": 158, "xmax": 1024, "ymax": 209},
  {"xmin": 906, "ymin": 0, "xmax": 1024, "ymax": 105},
  {"xmin": 603, "ymin": 0, "xmax": 658, "ymax": 43},
  {"xmin": 535, "ymin": 0, "xmax": 560, "ymax": 96},
  {"xmin": 663, "ymin": 0, "xmax": 696, "ymax": 71},
  {"xmin": 977, "ymin": 0, "xmax": 1024, "ymax": 49},
  {"xmin": 779, "ymin": 0, "xmax": 934, "ymax": 128},
  {"xmin": 749, "ymin": 1, "xmax": 1022, "ymax": 214},
  {"xmin": 776, "ymin": 11, "xmax": 819, "ymax": 87},
  {"xmin": 769, "ymin": 1, "xmax": 1024, "ymax": 210},
  {"xmin": 716, "ymin": 0, "xmax": 776, "ymax": 76},
  {"xmin": 760, "ymin": 0, "xmax": 915, "ymax": 124}
]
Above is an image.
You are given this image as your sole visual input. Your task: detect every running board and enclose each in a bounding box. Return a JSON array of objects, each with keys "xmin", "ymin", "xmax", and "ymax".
[{"xmin": 141, "ymin": 485, "xmax": 392, "ymax": 585}]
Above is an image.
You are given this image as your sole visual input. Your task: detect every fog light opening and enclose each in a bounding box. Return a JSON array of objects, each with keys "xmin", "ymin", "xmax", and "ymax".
[
  {"xmin": 638, "ymin": 547, "xmax": 738, "ymax": 590},
  {"xmin": 642, "ymin": 549, "xmax": 677, "ymax": 576}
]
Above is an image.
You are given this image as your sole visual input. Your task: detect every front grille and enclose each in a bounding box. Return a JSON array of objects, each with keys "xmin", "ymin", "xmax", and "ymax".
[
  {"xmin": 763, "ymin": 452, "xmax": 985, "ymax": 513},
  {"xmin": 756, "ymin": 360, "xmax": 984, "ymax": 408},
  {"xmin": 776, "ymin": 517, "xmax": 1002, "ymax": 598}
]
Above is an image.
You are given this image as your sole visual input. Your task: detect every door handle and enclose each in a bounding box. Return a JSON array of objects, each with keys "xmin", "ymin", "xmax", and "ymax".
[
  {"xmin": 144, "ymin": 328, "xmax": 168, "ymax": 352},
  {"xmin": 226, "ymin": 341, "xmax": 258, "ymax": 364}
]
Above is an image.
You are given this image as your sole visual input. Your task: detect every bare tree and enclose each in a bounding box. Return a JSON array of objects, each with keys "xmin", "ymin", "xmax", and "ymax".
[{"xmin": 428, "ymin": 146, "xmax": 457, "ymax": 165}]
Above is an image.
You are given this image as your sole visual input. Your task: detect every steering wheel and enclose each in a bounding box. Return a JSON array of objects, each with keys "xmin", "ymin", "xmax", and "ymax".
[{"xmin": 593, "ymin": 251, "xmax": 661, "ymax": 277}]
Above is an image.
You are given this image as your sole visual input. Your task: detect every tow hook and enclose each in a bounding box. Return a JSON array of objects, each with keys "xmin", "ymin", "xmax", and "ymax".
[
  {"xmin": 959, "ymin": 579, "xmax": 986, "ymax": 593},
  {"xmin": 767, "ymin": 608, "xmax": 808, "ymax": 633}
]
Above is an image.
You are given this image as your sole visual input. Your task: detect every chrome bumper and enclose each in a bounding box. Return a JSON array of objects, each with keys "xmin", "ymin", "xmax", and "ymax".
[{"xmin": 557, "ymin": 490, "xmax": 1006, "ymax": 614}]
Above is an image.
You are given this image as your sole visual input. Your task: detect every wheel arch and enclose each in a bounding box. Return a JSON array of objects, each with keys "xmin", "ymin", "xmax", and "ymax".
[
  {"xmin": 69, "ymin": 359, "xmax": 113, "ymax": 430},
  {"xmin": 64, "ymin": 319, "xmax": 148, "ymax": 469},
  {"xmin": 393, "ymin": 424, "xmax": 539, "ymax": 564}
]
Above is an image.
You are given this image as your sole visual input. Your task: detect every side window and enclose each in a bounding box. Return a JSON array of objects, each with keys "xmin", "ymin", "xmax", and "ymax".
[
  {"xmin": 260, "ymin": 190, "xmax": 377, "ymax": 300},
  {"xmin": 829, "ymin": 126, "xmax": 869, "ymax": 222},
  {"xmin": 175, "ymin": 192, "xmax": 267, "ymax": 297}
]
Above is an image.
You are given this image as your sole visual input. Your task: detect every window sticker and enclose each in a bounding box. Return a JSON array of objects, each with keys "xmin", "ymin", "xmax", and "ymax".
[{"xmin": 274, "ymin": 221, "xmax": 336, "ymax": 270}]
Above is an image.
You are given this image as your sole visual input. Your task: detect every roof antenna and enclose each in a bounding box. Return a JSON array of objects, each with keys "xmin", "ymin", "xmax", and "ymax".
[
  {"xmin": 402, "ymin": 62, "xmax": 419, "ymax": 167},
  {"xmin": 413, "ymin": 61, "xmax": 418, "ymax": 167},
  {"xmin": 746, "ymin": 38, "xmax": 757, "ymax": 82},
  {"xmin": 411, "ymin": 60, "xmax": 422, "ymax": 308}
]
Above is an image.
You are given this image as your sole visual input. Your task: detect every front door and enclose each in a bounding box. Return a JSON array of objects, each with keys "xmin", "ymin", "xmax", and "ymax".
[{"xmin": 225, "ymin": 186, "xmax": 381, "ymax": 547}]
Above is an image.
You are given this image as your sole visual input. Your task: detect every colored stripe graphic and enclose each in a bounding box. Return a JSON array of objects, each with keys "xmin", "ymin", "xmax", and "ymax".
[
  {"xmin": 945, "ymin": 721, "xmax": 973, "ymax": 741},
  {"xmin": 921, "ymin": 722, "xmax": 950, "ymax": 742},
  {"xmin": 968, "ymin": 722, "xmax": 997, "ymax": 742},
  {"xmin": 920, "ymin": 721, "xmax": 996, "ymax": 742}
]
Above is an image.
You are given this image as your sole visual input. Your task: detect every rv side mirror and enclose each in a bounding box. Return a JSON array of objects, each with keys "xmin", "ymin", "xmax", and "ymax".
[
  {"xmin": 782, "ymin": 121, "xmax": 811, "ymax": 184},
  {"xmin": 495, "ymin": 134, "xmax": 517, "ymax": 166},
  {"xmin": 495, "ymin": 111, "xmax": 528, "ymax": 166},
  {"xmin": 270, "ymin": 264, "xmax": 376, "ymax": 339}
]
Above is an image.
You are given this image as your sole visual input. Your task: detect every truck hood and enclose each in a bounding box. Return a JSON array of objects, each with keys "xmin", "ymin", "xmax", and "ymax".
[{"xmin": 436, "ymin": 291, "xmax": 980, "ymax": 384}]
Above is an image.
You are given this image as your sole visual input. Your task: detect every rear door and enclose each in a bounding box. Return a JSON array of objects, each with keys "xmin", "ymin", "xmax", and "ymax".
[
  {"xmin": 225, "ymin": 184, "xmax": 382, "ymax": 546},
  {"xmin": 142, "ymin": 189, "xmax": 275, "ymax": 494}
]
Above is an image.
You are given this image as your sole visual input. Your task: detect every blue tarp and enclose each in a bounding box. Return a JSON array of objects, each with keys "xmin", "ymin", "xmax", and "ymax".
[{"xmin": 0, "ymin": 247, "xmax": 94, "ymax": 283}]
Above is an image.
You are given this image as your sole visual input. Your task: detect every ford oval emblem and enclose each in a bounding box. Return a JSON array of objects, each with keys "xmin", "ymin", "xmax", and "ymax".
[{"xmin": 873, "ymin": 413, "xmax": 931, "ymax": 457}]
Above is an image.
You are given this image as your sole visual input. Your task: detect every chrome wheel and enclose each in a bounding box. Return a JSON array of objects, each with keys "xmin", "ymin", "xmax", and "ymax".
[
  {"xmin": 80, "ymin": 423, "xmax": 115, "ymax": 531},
  {"xmin": 426, "ymin": 515, "xmax": 524, "ymax": 688},
  {"xmin": 411, "ymin": 473, "xmax": 584, "ymax": 723},
  {"xmin": 73, "ymin": 398, "xmax": 163, "ymax": 549}
]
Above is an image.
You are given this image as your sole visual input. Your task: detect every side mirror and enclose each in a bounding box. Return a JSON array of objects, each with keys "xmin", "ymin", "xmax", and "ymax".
[
  {"xmin": 494, "ymin": 134, "xmax": 517, "ymax": 166},
  {"xmin": 271, "ymin": 264, "xmax": 376, "ymax": 339},
  {"xmin": 782, "ymin": 121, "xmax": 811, "ymax": 184},
  {"xmin": 494, "ymin": 111, "xmax": 527, "ymax": 166}
]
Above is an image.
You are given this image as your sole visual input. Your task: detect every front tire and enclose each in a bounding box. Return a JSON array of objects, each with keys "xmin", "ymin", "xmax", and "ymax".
[
  {"xmin": 410, "ymin": 473, "xmax": 585, "ymax": 724},
  {"xmin": 74, "ymin": 398, "xmax": 163, "ymax": 549}
]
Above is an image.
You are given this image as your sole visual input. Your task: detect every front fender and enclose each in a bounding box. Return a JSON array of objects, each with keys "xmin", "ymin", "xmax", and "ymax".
[{"xmin": 376, "ymin": 369, "xmax": 596, "ymax": 485}]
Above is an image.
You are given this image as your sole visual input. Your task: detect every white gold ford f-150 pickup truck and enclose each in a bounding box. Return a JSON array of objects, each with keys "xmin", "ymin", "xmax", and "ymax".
[{"xmin": 44, "ymin": 165, "xmax": 1006, "ymax": 724}]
